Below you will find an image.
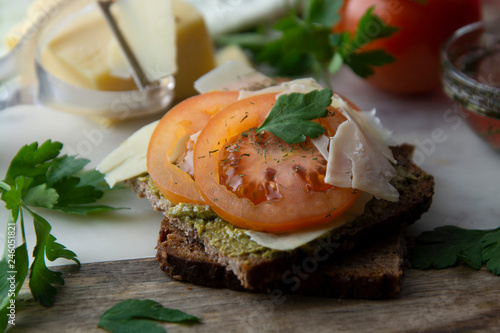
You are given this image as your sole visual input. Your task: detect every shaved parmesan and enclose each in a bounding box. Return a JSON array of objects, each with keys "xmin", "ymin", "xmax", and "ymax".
[
  {"xmin": 194, "ymin": 60, "xmax": 273, "ymax": 94},
  {"xmin": 336, "ymin": 97, "xmax": 396, "ymax": 164},
  {"xmin": 238, "ymin": 77, "xmax": 323, "ymax": 100},
  {"xmin": 310, "ymin": 134, "xmax": 329, "ymax": 160},
  {"xmin": 325, "ymin": 105, "xmax": 399, "ymax": 201}
]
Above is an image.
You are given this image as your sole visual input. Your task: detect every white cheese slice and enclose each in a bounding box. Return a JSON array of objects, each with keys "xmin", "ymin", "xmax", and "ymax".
[
  {"xmin": 96, "ymin": 120, "xmax": 158, "ymax": 187},
  {"xmin": 238, "ymin": 77, "xmax": 323, "ymax": 100},
  {"xmin": 360, "ymin": 109, "xmax": 395, "ymax": 145},
  {"xmin": 194, "ymin": 60, "xmax": 273, "ymax": 94},
  {"xmin": 112, "ymin": 0, "xmax": 177, "ymax": 82},
  {"xmin": 167, "ymin": 132, "xmax": 190, "ymax": 164},
  {"xmin": 325, "ymin": 112, "xmax": 399, "ymax": 202},
  {"xmin": 310, "ymin": 134, "xmax": 329, "ymax": 161},
  {"xmin": 337, "ymin": 98, "xmax": 396, "ymax": 164},
  {"xmin": 245, "ymin": 192, "xmax": 373, "ymax": 251}
]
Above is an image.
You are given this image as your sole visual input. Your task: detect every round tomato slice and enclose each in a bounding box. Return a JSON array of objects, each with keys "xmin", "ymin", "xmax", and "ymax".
[
  {"xmin": 148, "ymin": 91, "xmax": 239, "ymax": 205},
  {"xmin": 193, "ymin": 92, "xmax": 361, "ymax": 233}
]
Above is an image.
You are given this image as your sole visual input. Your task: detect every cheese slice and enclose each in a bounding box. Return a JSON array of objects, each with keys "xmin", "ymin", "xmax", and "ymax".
[
  {"xmin": 172, "ymin": 0, "xmax": 216, "ymax": 100},
  {"xmin": 337, "ymin": 98, "xmax": 396, "ymax": 164},
  {"xmin": 245, "ymin": 192, "xmax": 373, "ymax": 251},
  {"xmin": 325, "ymin": 102, "xmax": 399, "ymax": 201},
  {"xmin": 194, "ymin": 60, "xmax": 273, "ymax": 94},
  {"xmin": 97, "ymin": 120, "xmax": 158, "ymax": 187},
  {"xmin": 112, "ymin": 0, "xmax": 176, "ymax": 83}
]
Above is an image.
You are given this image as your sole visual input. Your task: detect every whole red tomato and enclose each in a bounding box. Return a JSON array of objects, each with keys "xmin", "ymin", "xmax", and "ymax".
[{"xmin": 339, "ymin": 0, "xmax": 482, "ymax": 94}]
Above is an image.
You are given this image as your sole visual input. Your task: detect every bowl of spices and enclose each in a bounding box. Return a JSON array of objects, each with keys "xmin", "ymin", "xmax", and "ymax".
[{"xmin": 441, "ymin": 20, "xmax": 500, "ymax": 150}]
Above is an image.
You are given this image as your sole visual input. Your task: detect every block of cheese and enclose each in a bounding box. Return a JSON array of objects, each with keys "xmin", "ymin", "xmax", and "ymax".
[
  {"xmin": 171, "ymin": 0, "xmax": 215, "ymax": 101},
  {"xmin": 112, "ymin": 0, "xmax": 176, "ymax": 83},
  {"xmin": 6, "ymin": 0, "xmax": 216, "ymax": 99},
  {"xmin": 39, "ymin": 8, "xmax": 137, "ymax": 91},
  {"xmin": 215, "ymin": 44, "xmax": 252, "ymax": 67}
]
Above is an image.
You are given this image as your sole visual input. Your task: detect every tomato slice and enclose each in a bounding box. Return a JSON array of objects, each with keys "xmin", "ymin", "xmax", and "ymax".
[
  {"xmin": 193, "ymin": 93, "xmax": 361, "ymax": 233},
  {"xmin": 148, "ymin": 91, "xmax": 239, "ymax": 204}
]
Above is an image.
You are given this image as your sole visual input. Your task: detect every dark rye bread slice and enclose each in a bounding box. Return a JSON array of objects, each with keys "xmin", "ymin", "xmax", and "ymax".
[
  {"xmin": 127, "ymin": 144, "xmax": 434, "ymax": 298},
  {"xmin": 157, "ymin": 219, "xmax": 406, "ymax": 299}
]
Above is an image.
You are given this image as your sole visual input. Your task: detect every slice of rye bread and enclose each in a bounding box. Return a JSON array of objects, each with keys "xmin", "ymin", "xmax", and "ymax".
[
  {"xmin": 157, "ymin": 219, "xmax": 406, "ymax": 299},
  {"xmin": 127, "ymin": 144, "xmax": 434, "ymax": 298}
]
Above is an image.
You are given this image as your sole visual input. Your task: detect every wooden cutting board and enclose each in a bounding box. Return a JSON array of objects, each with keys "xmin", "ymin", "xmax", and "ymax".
[{"xmin": 8, "ymin": 258, "xmax": 500, "ymax": 332}]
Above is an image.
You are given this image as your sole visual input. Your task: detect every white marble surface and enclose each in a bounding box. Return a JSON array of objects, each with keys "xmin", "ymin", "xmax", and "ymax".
[{"xmin": 1, "ymin": 67, "xmax": 500, "ymax": 267}]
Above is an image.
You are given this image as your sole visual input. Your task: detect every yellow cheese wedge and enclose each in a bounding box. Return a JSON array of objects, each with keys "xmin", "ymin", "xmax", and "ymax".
[
  {"xmin": 112, "ymin": 0, "xmax": 177, "ymax": 83},
  {"xmin": 215, "ymin": 44, "xmax": 252, "ymax": 67},
  {"xmin": 172, "ymin": 0, "xmax": 215, "ymax": 101}
]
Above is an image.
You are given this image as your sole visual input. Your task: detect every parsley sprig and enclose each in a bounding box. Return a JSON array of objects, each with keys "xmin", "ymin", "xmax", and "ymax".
[
  {"xmin": 0, "ymin": 140, "xmax": 119, "ymax": 331},
  {"xmin": 216, "ymin": 0, "xmax": 398, "ymax": 86},
  {"xmin": 256, "ymin": 88, "xmax": 332, "ymax": 144},
  {"xmin": 98, "ymin": 299, "xmax": 200, "ymax": 333},
  {"xmin": 410, "ymin": 225, "xmax": 500, "ymax": 275}
]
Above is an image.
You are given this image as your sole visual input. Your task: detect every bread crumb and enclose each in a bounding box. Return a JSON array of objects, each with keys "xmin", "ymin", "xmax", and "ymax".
[
  {"xmin": 173, "ymin": 275, "xmax": 183, "ymax": 281},
  {"xmin": 187, "ymin": 286, "xmax": 192, "ymax": 290}
]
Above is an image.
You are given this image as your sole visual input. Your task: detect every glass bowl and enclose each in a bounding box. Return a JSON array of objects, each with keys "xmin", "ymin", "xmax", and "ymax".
[{"xmin": 441, "ymin": 20, "xmax": 500, "ymax": 150}]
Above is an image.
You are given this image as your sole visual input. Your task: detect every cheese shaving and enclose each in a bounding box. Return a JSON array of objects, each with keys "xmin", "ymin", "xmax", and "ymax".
[{"xmin": 325, "ymin": 99, "xmax": 399, "ymax": 201}]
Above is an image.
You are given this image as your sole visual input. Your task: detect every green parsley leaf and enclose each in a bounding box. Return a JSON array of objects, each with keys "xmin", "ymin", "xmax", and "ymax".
[
  {"xmin": 257, "ymin": 16, "xmax": 332, "ymax": 77},
  {"xmin": 216, "ymin": 0, "xmax": 398, "ymax": 83},
  {"xmin": 28, "ymin": 207, "xmax": 80, "ymax": 306},
  {"xmin": 4, "ymin": 141, "xmax": 62, "ymax": 188},
  {"xmin": 98, "ymin": 299, "xmax": 200, "ymax": 333},
  {"xmin": 305, "ymin": 0, "xmax": 343, "ymax": 28},
  {"xmin": 51, "ymin": 177, "xmax": 103, "ymax": 205},
  {"xmin": 344, "ymin": 50, "xmax": 396, "ymax": 78},
  {"xmin": 410, "ymin": 225, "xmax": 500, "ymax": 275},
  {"xmin": 350, "ymin": 7, "xmax": 399, "ymax": 50},
  {"xmin": 23, "ymin": 184, "xmax": 59, "ymax": 209},
  {"xmin": 331, "ymin": 6, "xmax": 399, "ymax": 78},
  {"xmin": 46, "ymin": 155, "xmax": 90, "ymax": 186},
  {"xmin": 1, "ymin": 140, "xmax": 121, "ymax": 321},
  {"xmin": 256, "ymin": 89, "xmax": 332, "ymax": 144},
  {"xmin": 1, "ymin": 177, "xmax": 26, "ymax": 215},
  {"xmin": 77, "ymin": 169, "xmax": 112, "ymax": 192}
]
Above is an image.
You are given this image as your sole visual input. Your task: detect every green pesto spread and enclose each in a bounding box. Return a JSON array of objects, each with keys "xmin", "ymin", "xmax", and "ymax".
[
  {"xmin": 167, "ymin": 203, "xmax": 278, "ymax": 258},
  {"xmin": 141, "ymin": 175, "xmax": 278, "ymax": 258}
]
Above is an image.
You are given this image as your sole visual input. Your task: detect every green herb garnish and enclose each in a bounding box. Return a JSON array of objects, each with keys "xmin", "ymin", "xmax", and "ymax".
[
  {"xmin": 410, "ymin": 225, "xmax": 500, "ymax": 275},
  {"xmin": 216, "ymin": 0, "xmax": 398, "ymax": 87},
  {"xmin": 256, "ymin": 89, "xmax": 332, "ymax": 144},
  {"xmin": 0, "ymin": 140, "xmax": 119, "ymax": 331},
  {"xmin": 329, "ymin": 6, "xmax": 399, "ymax": 78},
  {"xmin": 98, "ymin": 299, "xmax": 200, "ymax": 333}
]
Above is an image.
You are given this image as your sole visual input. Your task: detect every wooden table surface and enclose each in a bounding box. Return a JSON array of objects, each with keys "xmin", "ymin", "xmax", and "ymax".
[{"xmin": 9, "ymin": 257, "xmax": 500, "ymax": 333}]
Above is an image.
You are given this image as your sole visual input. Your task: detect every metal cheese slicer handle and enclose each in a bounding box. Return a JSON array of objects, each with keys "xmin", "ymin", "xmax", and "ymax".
[{"xmin": 97, "ymin": 0, "xmax": 154, "ymax": 91}]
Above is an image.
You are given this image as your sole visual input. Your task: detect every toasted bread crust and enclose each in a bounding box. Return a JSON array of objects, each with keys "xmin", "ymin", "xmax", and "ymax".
[
  {"xmin": 156, "ymin": 219, "xmax": 406, "ymax": 299},
  {"xmin": 128, "ymin": 144, "xmax": 433, "ymax": 298}
]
